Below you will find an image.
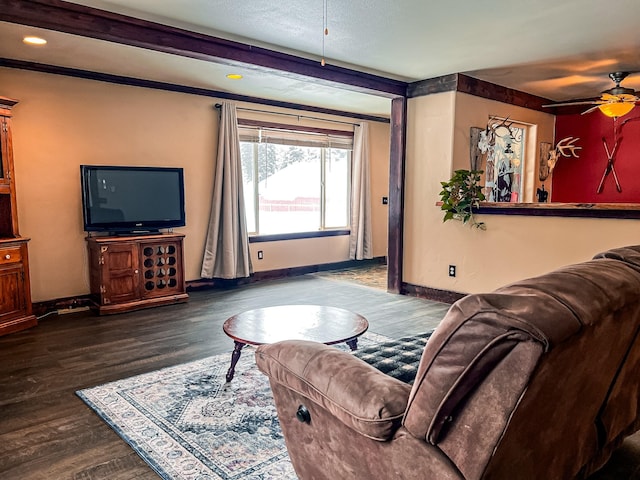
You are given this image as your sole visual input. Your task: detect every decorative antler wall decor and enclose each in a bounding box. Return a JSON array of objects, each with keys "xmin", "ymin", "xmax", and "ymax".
[
  {"xmin": 538, "ymin": 137, "xmax": 580, "ymax": 195},
  {"xmin": 547, "ymin": 137, "xmax": 581, "ymax": 173}
]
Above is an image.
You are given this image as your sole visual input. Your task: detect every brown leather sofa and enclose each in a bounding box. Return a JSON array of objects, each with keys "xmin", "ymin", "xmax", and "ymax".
[{"xmin": 255, "ymin": 245, "xmax": 640, "ymax": 479}]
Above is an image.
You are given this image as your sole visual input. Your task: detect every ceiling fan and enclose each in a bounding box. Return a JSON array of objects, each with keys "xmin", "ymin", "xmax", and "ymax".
[{"xmin": 543, "ymin": 72, "xmax": 640, "ymax": 118}]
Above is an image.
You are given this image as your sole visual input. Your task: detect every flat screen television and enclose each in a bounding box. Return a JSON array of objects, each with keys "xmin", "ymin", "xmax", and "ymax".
[{"xmin": 80, "ymin": 165, "xmax": 186, "ymax": 234}]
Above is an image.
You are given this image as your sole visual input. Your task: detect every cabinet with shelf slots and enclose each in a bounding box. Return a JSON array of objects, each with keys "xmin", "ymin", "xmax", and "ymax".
[
  {"xmin": 87, "ymin": 233, "xmax": 188, "ymax": 315},
  {"xmin": 0, "ymin": 97, "xmax": 36, "ymax": 336}
]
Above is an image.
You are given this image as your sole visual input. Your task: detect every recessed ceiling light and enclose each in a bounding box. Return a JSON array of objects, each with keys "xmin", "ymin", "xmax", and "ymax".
[
  {"xmin": 23, "ymin": 36, "xmax": 47, "ymax": 46},
  {"xmin": 226, "ymin": 74, "xmax": 243, "ymax": 80}
]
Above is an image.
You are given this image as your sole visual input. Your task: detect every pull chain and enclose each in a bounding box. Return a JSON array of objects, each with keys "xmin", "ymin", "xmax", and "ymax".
[{"xmin": 321, "ymin": 0, "xmax": 328, "ymax": 66}]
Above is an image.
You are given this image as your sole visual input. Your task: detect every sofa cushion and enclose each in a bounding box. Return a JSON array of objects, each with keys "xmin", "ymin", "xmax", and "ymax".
[{"xmin": 256, "ymin": 340, "xmax": 412, "ymax": 441}]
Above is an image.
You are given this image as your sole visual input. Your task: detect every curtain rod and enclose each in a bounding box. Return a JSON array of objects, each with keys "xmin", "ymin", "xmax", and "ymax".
[{"xmin": 214, "ymin": 104, "xmax": 360, "ymax": 127}]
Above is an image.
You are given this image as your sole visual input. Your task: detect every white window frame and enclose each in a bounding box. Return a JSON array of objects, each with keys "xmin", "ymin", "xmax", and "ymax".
[{"xmin": 239, "ymin": 123, "xmax": 353, "ymax": 236}]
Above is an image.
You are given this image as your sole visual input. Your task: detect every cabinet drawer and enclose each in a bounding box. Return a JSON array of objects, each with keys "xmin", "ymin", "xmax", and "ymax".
[{"xmin": 0, "ymin": 246, "xmax": 22, "ymax": 265}]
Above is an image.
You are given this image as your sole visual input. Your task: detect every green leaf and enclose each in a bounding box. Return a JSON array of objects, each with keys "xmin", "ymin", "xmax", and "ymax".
[{"xmin": 438, "ymin": 169, "xmax": 486, "ymax": 230}]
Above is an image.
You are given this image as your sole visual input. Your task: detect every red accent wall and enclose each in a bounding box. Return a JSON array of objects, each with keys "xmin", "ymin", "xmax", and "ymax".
[{"xmin": 552, "ymin": 110, "xmax": 640, "ymax": 202}]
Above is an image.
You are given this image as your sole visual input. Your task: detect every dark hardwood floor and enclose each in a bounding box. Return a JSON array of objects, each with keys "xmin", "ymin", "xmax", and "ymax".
[
  {"xmin": 2, "ymin": 273, "xmax": 639, "ymax": 479},
  {"xmin": 0, "ymin": 274, "xmax": 449, "ymax": 479}
]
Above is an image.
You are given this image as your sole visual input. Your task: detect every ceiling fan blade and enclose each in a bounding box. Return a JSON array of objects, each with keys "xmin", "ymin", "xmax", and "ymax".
[
  {"xmin": 542, "ymin": 100, "xmax": 601, "ymax": 108},
  {"xmin": 581, "ymin": 105, "xmax": 601, "ymax": 115},
  {"xmin": 544, "ymin": 72, "xmax": 640, "ymax": 112}
]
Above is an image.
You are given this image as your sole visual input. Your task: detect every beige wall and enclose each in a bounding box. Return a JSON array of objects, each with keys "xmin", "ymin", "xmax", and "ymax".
[
  {"xmin": 404, "ymin": 91, "xmax": 640, "ymax": 294},
  {"xmin": 249, "ymin": 236, "xmax": 351, "ymax": 271},
  {"xmin": 368, "ymin": 120, "xmax": 391, "ymax": 259},
  {"xmin": 403, "ymin": 91, "xmax": 456, "ymax": 287},
  {"xmin": 0, "ymin": 68, "xmax": 390, "ymax": 302}
]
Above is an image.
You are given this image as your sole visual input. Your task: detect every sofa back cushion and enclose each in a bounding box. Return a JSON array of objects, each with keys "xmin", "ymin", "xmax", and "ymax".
[
  {"xmin": 402, "ymin": 284, "xmax": 581, "ymax": 444},
  {"xmin": 404, "ymin": 253, "xmax": 640, "ymax": 480},
  {"xmin": 591, "ymin": 246, "xmax": 640, "ymax": 449}
]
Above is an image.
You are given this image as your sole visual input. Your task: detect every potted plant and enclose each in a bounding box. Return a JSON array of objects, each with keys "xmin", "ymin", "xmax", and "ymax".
[{"xmin": 439, "ymin": 169, "xmax": 486, "ymax": 230}]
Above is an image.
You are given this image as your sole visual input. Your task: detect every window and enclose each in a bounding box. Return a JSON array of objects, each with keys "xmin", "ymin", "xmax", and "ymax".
[
  {"xmin": 239, "ymin": 124, "xmax": 353, "ymax": 235},
  {"xmin": 482, "ymin": 120, "xmax": 526, "ymax": 202}
]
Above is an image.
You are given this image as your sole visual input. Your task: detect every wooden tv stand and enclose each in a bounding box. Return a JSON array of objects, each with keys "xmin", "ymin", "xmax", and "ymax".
[{"xmin": 86, "ymin": 233, "xmax": 188, "ymax": 315}]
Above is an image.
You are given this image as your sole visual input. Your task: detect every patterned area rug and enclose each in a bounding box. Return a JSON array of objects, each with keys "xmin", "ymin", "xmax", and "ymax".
[
  {"xmin": 313, "ymin": 263, "xmax": 387, "ymax": 290},
  {"xmin": 76, "ymin": 332, "xmax": 395, "ymax": 480}
]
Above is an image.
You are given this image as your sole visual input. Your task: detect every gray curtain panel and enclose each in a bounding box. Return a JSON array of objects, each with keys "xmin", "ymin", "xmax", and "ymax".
[
  {"xmin": 349, "ymin": 122, "xmax": 373, "ymax": 260},
  {"xmin": 201, "ymin": 101, "xmax": 252, "ymax": 279}
]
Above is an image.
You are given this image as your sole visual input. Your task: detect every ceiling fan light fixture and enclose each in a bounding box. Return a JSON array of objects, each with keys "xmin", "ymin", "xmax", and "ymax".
[{"xmin": 598, "ymin": 102, "xmax": 634, "ymax": 118}]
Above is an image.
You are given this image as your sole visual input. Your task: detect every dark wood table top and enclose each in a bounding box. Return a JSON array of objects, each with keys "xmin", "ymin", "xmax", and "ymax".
[{"xmin": 222, "ymin": 304, "xmax": 368, "ymax": 346}]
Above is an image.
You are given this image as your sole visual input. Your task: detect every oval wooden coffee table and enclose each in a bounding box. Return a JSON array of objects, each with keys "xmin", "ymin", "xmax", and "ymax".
[{"xmin": 222, "ymin": 304, "xmax": 369, "ymax": 382}]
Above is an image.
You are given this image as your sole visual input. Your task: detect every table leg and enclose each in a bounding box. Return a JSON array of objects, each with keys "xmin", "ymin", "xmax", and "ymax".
[
  {"xmin": 226, "ymin": 341, "xmax": 246, "ymax": 382},
  {"xmin": 346, "ymin": 338, "xmax": 358, "ymax": 351}
]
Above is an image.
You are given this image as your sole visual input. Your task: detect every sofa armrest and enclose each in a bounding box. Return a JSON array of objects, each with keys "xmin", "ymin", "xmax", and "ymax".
[{"xmin": 255, "ymin": 340, "xmax": 412, "ymax": 441}]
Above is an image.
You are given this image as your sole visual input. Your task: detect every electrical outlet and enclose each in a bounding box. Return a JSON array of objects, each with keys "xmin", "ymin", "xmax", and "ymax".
[
  {"xmin": 448, "ymin": 265, "xmax": 456, "ymax": 277},
  {"xmin": 257, "ymin": 250, "xmax": 264, "ymax": 260}
]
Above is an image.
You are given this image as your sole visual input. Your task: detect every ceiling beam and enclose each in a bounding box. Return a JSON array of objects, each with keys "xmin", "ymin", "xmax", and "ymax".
[
  {"xmin": 407, "ymin": 73, "xmax": 553, "ymax": 112},
  {"xmin": 406, "ymin": 73, "xmax": 458, "ymax": 97},
  {"xmin": 456, "ymin": 74, "xmax": 551, "ymax": 112},
  {"xmin": 0, "ymin": 0, "xmax": 407, "ymax": 98}
]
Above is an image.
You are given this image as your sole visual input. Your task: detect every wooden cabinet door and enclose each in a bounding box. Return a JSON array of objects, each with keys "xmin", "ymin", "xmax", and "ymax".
[
  {"xmin": 100, "ymin": 243, "xmax": 140, "ymax": 305},
  {"xmin": 0, "ymin": 264, "xmax": 26, "ymax": 322}
]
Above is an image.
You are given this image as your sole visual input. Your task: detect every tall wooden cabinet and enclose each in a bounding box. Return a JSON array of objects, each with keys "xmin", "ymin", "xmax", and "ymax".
[
  {"xmin": 86, "ymin": 233, "xmax": 188, "ymax": 315},
  {"xmin": 0, "ymin": 97, "xmax": 37, "ymax": 336}
]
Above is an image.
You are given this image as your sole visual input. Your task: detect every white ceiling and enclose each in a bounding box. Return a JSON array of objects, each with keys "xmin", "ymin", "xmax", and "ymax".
[{"xmin": 2, "ymin": 0, "xmax": 640, "ymax": 116}]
